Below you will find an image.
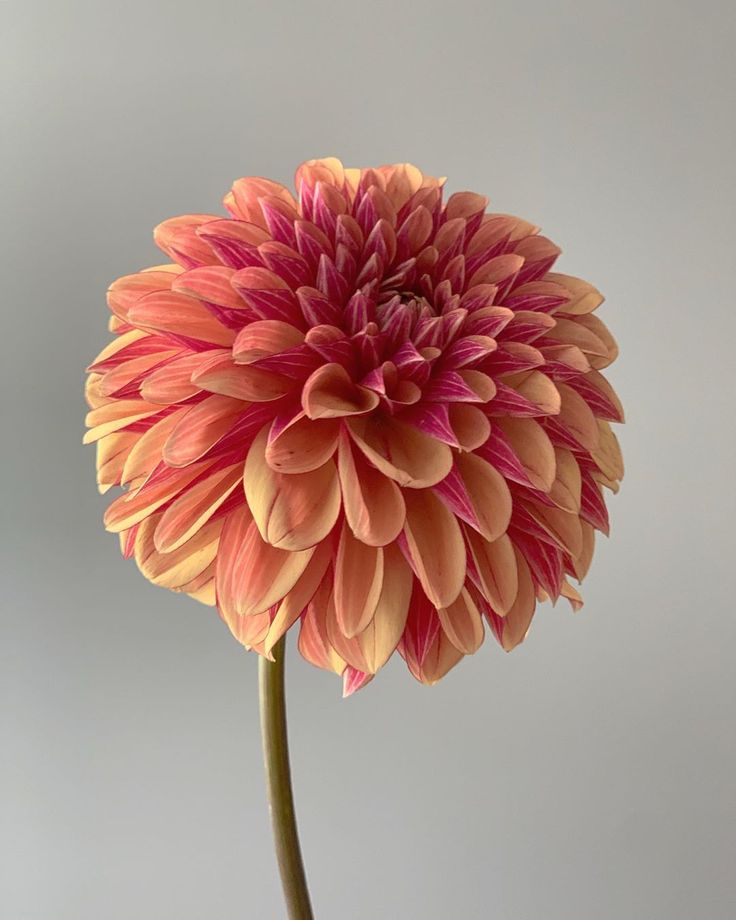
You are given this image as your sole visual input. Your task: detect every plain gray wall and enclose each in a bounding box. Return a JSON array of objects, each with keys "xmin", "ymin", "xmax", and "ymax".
[{"xmin": 3, "ymin": 1, "xmax": 735, "ymax": 918}]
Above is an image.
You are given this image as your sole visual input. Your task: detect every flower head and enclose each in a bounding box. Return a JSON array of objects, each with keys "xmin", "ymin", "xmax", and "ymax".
[{"xmin": 85, "ymin": 158, "xmax": 623, "ymax": 693}]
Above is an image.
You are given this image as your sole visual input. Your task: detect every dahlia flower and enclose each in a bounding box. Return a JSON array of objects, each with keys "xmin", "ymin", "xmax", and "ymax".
[{"xmin": 85, "ymin": 157, "xmax": 623, "ymax": 695}]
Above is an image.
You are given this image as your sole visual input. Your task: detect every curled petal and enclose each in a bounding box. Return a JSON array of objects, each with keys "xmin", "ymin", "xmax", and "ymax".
[
  {"xmin": 302, "ymin": 364, "xmax": 379, "ymax": 419},
  {"xmin": 347, "ymin": 416, "xmax": 453, "ymax": 489}
]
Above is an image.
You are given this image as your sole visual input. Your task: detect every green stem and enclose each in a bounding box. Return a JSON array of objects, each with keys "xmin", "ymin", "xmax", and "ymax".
[{"xmin": 258, "ymin": 637, "xmax": 314, "ymax": 920}]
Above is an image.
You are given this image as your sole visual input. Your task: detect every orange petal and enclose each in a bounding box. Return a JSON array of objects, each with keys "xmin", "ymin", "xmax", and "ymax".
[
  {"xmin": 140, "ymin": 351, "xmax": 215, "ymax": 404},
  {"xmin": 438, "ymin": 587, "xmax": 485, "ymax": 654},
  {"xmin": 498, "ymin": 549, "xmax": 536, "ymax": 650},
  {"xmin": 524, "ymin": 502, "xmax": 583, "ymax": 559},
  {"xmin": 192, "ymin": 352, "xmax": 292, "ymax": 402},
  {"xmin": 459, "ymin": 370, "xmax": 496, "ymax": 402},
  {"xmin": 414, "ymin": 630, "xmax": 464, "ymax": 685},
  {"xmin": 84, "ymin": 399, "xmax": 162, "ymax": 444},
  {"xmin": 232, "ymin": 320, "xmax": 304, "ymax": 363},
  {"xmin": 221, "ymin": 516, "xmax": 315, "ymax": 618},
  {"xmin": 325, "ymin": 592, "xmax": 370, "ymax": 672},
  {"xmin": 548, "ymin": 448, "xmax": 582, "ymax": 512},
  {"xmin": 546, "ymin": 273, "xmax": 604, "ymax": 315},
  {"xmin": 357, "ymin": 544, "xmax": 413, "ymax": 672},
  {"xmin": 180, "ymin": 564, "xmax": 216, "ymax": 606},
  {"xmin": 298, "ymin": 583, "xmax": 347, "ymax": 676},
  {"xmin": 591, "ymin": 420, "xmax": 624, "ymax": 481},
  {"xmin": 162, "ymin": 395, "xmax": 246, "ymax": 467},
  {"xmin": 337, "ymin": 429, "xmax": 405, "ymax": 546},
  {"xmin": 556, "ymin": 383, "xmax": 600, "ymax": 450},
  {"xmin": 154, "ymin": 463, "xmax": 242, "ymax": 553},
  {"xmin": 154, "ymin": 214, "xmax": 222, "ymax": 266},
  {"xmin": 347, "ymin": 415, "xmax": 453, "ymax": 489},
  {"xmin": 574, "ymin": 314, "xmax": 618, "ymax": 367},
  {"xmin": 264, "ymin": 540, "xmax": 333, "ymax": 655},
  {"xmin": 104, "ymin": 460, "xmax": 212, "ymax": 533},
  {"xmin": 99, "ymin": 349, "xmax": 181, "ymax": 397},
  {"xmin": 549, "ymin": 317, "xmax": 608, "ymax": 358},
  {"xmin": 121, "ymin": 408, "xmax": 187, "ymax": 484},
  {"xmin": 465, "ymin": 529, "xmax": 518, "ymax": 615},
  {"xmin": 402, "ymin": 489, "xmax": 466, "ymax": 608},
  {"xmin": 172, "ymin": 266, "xmax": 246, "ymax": 309},
  {"xmin": 224, "ymin": 177, "xmax": 297, "ymax": 226},
  {"xmin": 333, "ymin": 523, "xmax": 384, "ymax": 638},
  {"xmin": 302, "ymin": 363, "xmax": 379, "ymax": 419},
  {"xmin": 454, "ymin": 451, "xmax": 512, "ymax": 542},
  {"xmin": 88, "ymin": 329, "xmax": 147, "ymax": 372},
  {"xmin": 561, "ymin": 579, "xmax": 584, "ymax": 612},
  {"xmin": 134, "ymin": 514, "xmax": 221, "ymax": 590},
  {"xmin": 265, "ymin": 414, "xmax": 340, "ymax": 473},
  {"xmin": 128, "ymin": 291, "xmax": 235, "ymax": 347},
  {"xmin": 96, "ymin": 431, "xmax": 136, "ymax": 493},
  {"xmin": 512, "ymin": 371, "xmax": 561, "ymax": 415},
  {"xmin": 449, "ymin": 404, "xmax": 491, "ymax": 451},
  {"xmin": 494, "ymin": 417, "xmax": 556, "ymax": 492},
  {"xmin": 106, "ymin": 270, "xmax": 178, "ymax": 321},
  {"xmin": 244, "ymin": 426, "xmax": 341, "ymax": 551},
  {"xmin": 573, "ymin": 522, "xmax": 596, "ymax": 580}
]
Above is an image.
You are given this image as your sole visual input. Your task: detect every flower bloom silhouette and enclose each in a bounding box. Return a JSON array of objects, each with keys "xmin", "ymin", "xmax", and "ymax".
[{"xmin": 85, "ymin": 158, "xmax": 623, "ymax": 694}]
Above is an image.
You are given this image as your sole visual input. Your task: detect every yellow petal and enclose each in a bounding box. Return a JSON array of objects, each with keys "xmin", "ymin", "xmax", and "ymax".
[
  {"xmin": 494, "ymin": 417, "xmax": 556, "ymax": 492},
  {"xmin": 448, "ymin": 403, "xmax": 491, "ymax": 451},
  {"xmin": 104, "ymin": 461, "xmax": 212, "ymax": 533},
  {"xmin": 84, "ymin": 399, "xmax": 161, "ymax": 444},
  {"xmin": 454, "ymin": 451, "xmax": 512, "ymax": 542},
  {"xmin": 233, "ymin": 320, "xmax": 305, "ymax": 363},
  {"xmin": 337, "ymin": 429, "xmax": 405, "ymax": 546},
  {"xmin": 302, "ymin": 363, "xmax": 379, "ymax": 419},
  {"xmin": 438, "ymin": 587, "xmax": 485, "ymax": 654},
  {"xmin": 154, "ymin": 463, "xmax": 242, "ymax": 553},
  {"xmin": 524, "ymin": 502, "xmax": 583, "ymax": 559},
  {"xmin": 548, "ymin": 448, "xmax": 582, "ymax": 512},
  {"xmin": 591, "ymin": 420, "xmax": 624, "ymax": 481},
  {"xmin": 162, "ymin": 395, "xmax": 246, "ymax": 467},
  {"xmin": 357, "ymin": 544, "xmax": 413, "ymax": 672},
  {"xmin": 333, "ymin": 523, "xmax": 384, "ymax": 638},
  {"xmin": 403, "ymin": 489, "xmax": 465, "ymax": 608},
  {"xmin": 265, "ymin": 415, "xmax": 339, "ymax": 474},
  {"xmin": 233, "ymin": 521, "xmax": 315, "ymax": 617},
  {"xmin": 264, "ymin": 540, "xmax": 333, "ymax": 655},
  {"xmin": 121, "ymin": 408, "xmax": 187, "ymax": 484},
  {"xmin": 465, "ymin": 530, "xmax": 518, "ymax": 615},
  {"xmin": 347, "ymin": 415, "xmax": 453, "ymax": 489},
  {"xmin": 135, "ymin": 515, "xmax": 221, "ymax": 590},
  {"xmin": 556, "ymin": 383, "xmax": 600, "ymax": 450},
  {"xmin": 498, "ymin": 549, "xmax": 536, "ymax": 650},
  {"xmin": 244, "ymin": 426, "xmax": 341, "ymax": 551}
]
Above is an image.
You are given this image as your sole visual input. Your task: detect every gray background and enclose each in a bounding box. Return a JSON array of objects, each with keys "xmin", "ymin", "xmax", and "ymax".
[{"xmin": 3, "ymin": 1, "xmax": 735, "ymax": 918}]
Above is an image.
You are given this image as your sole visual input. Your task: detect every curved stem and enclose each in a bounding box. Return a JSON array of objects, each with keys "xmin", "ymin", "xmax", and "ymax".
[{"xmin": 258, "ymin": 637, "xmax": 314, "ymax": 920}]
